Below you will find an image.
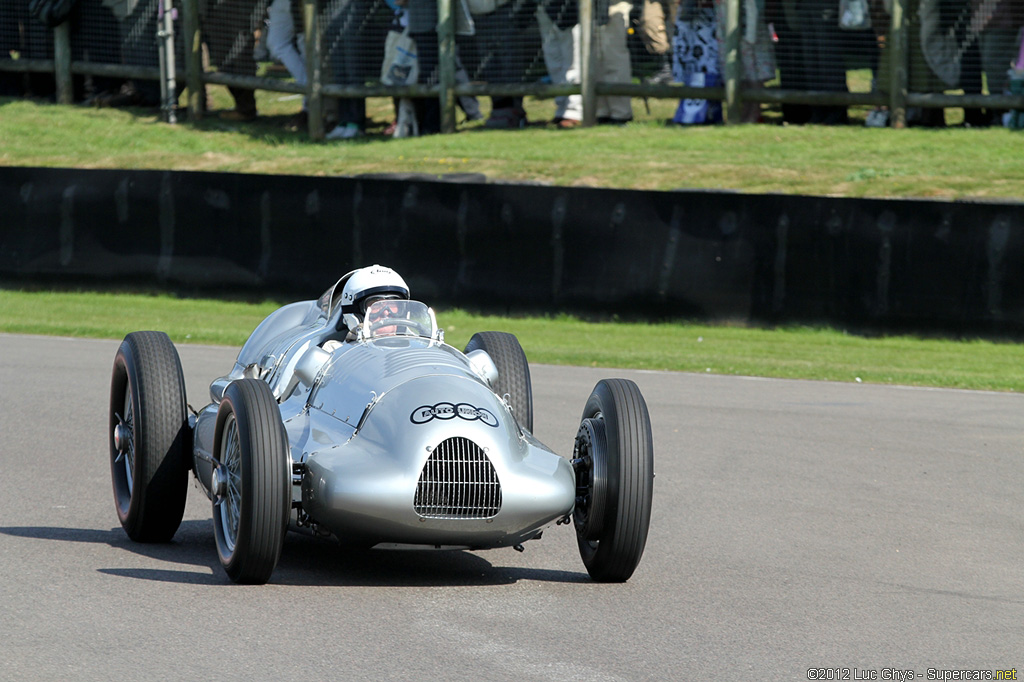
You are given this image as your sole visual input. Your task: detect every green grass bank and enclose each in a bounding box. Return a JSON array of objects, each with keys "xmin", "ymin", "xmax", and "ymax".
[
  {"xmin": 1, "ymin": 288, "xmax": 1021, "ymax": 392},
  {"xmin": 2, "ymin": 91, "xmax": 1024, "ymax": 199}
]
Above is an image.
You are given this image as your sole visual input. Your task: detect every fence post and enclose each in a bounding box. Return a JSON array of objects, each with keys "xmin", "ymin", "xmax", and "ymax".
[
  {"xmin": 580, "ymin": 0, "xmax": 596, "ymax": 125},
  {"xmin": 53, "ymin": 22, "xmax": 73, "ymax": 104},
  {"xmin": 888, "ymin": 0, "xmax": 907, "ymax": 128},
  {"xmin": 182, "ymin": 0, "xmax": 203, "ymax": 119},
  {"xmin": 723, "ymin": 0, "xmax": 741, "ymax": 124},
  {"xmin": 304, "ymin": 0, "xmax": 325, "ymax": 140},
  {"xmin": 438, "ymin": 0, "xmax": 456, "ymax": 133},
  {"xmin": 158, "ymin": 0, "xmax": 178, "ymax": 123}
]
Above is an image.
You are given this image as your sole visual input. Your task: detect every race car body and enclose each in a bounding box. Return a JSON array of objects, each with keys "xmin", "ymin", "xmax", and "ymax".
[{"xmin": 109, "ymin": 273, "xmax": 653, "ymax": 584}]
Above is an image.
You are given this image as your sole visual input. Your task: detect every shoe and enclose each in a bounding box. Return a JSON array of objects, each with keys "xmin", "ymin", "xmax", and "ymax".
[
  {"xmin": 96, "ymin": 82, "xmax": 144, "ymax": 108},
  {"xmin": 284, "ymin": 110, "xmax": 308, "ymax": 131},
  {"xmin": 556, "ymin": 118, "xmax": 581, "ymax": 128},
  {"xmin": 644, "ymin": 61, "xmax": 673, "ymax": 86},
  {"xmin": 459, "ymin": 96, "xmax": 484, "ymax": 122},
  {"xmin": 219, "ymin": 109, "xmax": 257, "ymax": 122},
  {"xmin": 326, "ymin": 122, "xmax": 362, "ymax": 140},
  {"xmin": 383, "ymin": 120, "xmax": 398, "ymax": 136},
  {"xmin": 86, "ymin": 89, "xmax": 116, "ymax": 107},
  {"xmin": 597, "ymin": 116, "xmax": 632, "ymax": 125},
  {"xmin": 810, "ymin": 107, "xmax": 848, "ymax": 125},
  {"xmin": 864, "ymin": 108, "xmax": 889, "ymax": 128},
  {"xmin": 484, "ymin": 107, "xmax": 527, "ymax": 129},
  {"xmin": 89, "ymin": 83, "xmax": 142, "ymax": 108}
]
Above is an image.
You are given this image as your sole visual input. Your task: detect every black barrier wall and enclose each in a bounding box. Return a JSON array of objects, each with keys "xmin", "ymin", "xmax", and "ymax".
[{"xmin": 2, "ymin": 166, "xmax": 1023, "ymax": 335}]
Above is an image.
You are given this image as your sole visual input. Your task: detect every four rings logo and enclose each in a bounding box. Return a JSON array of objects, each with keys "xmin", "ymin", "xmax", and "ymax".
[{"xmin": 410, "ymin": 402, "xmax": 499, "ymax": 428}]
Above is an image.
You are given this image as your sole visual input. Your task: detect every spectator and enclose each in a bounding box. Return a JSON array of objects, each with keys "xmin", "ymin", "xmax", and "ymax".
[
  {"xmin": 266, "ymin": 0, "xmax": 308, "ymax": 130},
  {"xmin": 536, "ymin": 0, "xmax": 582, "ymax": 127},
  {"xmin": 1010, "ymin": 36, "xmax": 1024, "ymax": 129},
  {"xmin": 977, "ymin": 0, "xmax": 1024, "ymax": 125},
  {"xmin": 203, "ymin": 0, "xmax": 270, "ymax": 121},
  {"xmin": 770, "ymin": 0, "xmax": 849, "ymax": 124},
  {"xmin": 405, "ymin": 0, "xmax": 476, "ymax": 135},
  {"xmin": 454, "ymin": 60, "xmax": 484, "ymax": 122},
  {"xmin": 873, "ymin": 0, "xmax": 947, "ymax": 126},
  {"xmin": 960, "ymin": 35, "xmax": 988, "ymax": 126},
  {"xmin": 90, "ymin": 0, "xmax": 163, "ymax": 107},
  {"xmin": 714, "ymin": 0, "xmax": 775, "ymax": 123},
  {"xmin": 380, "ymin": 2, "xmax": 481, "ymax": 136},
  {"xmin": 594, "ymin": 0, "xmax": 634, "ymax": 123},
  {"xmin": 380, "ymin": 1, "xmax": 414, "ymax": 135},
  {"xmin": 0, "ymin": 1, "xmax": 58, "ymax": 97},
  {"xmin": 671, "ymin": 0, "xmax": 722, "ymax": 124},
  {"xmin": 919, "ymin": 0, "xmax": 1024, "ymax": 126},
  {"xmin": 768, "ymin": 0, "xmax": 810, "ymax": 124},
  {"xmin": 322, "ymin": 0, "xmax": 378, "ymax": 140},
  {"xmin": 640, "ymin": 0, "xmax": 676, "ymax": 85},
  {"xmin": 461, "ymin": 0, "xmax": 536, "ymax": 129}
]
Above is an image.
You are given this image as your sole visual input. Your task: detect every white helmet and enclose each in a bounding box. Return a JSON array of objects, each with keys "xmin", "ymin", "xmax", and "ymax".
[{"xmin": 339, "ymin": 264, "xmax": 410, "ymax": 316}]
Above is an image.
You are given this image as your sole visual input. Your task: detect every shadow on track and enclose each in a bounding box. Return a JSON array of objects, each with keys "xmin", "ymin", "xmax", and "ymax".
[{"xmin": 0, "ymin": 522, "xmax": 590, "ymax": 587}]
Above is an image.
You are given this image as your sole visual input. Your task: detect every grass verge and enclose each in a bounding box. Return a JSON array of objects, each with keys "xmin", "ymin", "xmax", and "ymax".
[
  {"xmin": 3, "ymin": 88, "xmax": 1024, "ymax": 199},
  {"xmin": 1, "ymin": 288, "xmax": 1021, "ymax": 392}
]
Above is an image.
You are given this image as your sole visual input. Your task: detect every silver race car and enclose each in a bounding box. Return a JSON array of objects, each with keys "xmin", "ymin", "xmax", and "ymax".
[{"xmin": 108, "ymin": 265, "xmax": 654, "ymax": 584}]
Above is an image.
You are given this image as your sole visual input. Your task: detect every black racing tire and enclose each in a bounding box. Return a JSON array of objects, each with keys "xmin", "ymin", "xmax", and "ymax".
[
  {"xmin": 573, "ymin": 379, "xmax": 654, "ymax": 583},
  {"xmin": 109, "ymin": 331, "xmax": 190, "ymax": 542},
  {"xmin": 464, "ymin": 331, "xmax": 534, "ymax": 432},
  {"xmin": 212, "ymin": 379, "xmax": 291, "ymax": 584}
]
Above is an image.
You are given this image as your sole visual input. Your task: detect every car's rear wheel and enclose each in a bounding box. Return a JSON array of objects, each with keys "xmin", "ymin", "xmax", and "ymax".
[
  {"xmin": 573, "ymin": 379, "xmax": 654, "ymax": 582},
  {"xmin": 109, "ymin": 331, "xmax": 189, "ymax": 542},
  {"xmin": 464, "ymin": 331, "xmax": 533, "ymax": 432},
  {"xmin": 212, "ymin": 379, "xmax": 290, "ymax": 584}
]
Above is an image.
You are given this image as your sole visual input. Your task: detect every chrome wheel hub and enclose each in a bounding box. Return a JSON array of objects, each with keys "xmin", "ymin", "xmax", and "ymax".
[
  {"xmin": 211, "ymin": 466, "xmax": 227, "ymax": 499},
  {"xmin": 113, "ymin": 422, "xmax": 130, "ymax": 455}
]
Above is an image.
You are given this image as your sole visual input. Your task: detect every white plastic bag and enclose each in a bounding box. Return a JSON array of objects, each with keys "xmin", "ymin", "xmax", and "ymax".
[{"xmin": 380, "ymin": 29, "xmax": 419, "ymax": 86}]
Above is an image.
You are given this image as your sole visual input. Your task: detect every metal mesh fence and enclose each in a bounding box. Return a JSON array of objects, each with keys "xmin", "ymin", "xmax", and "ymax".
[
  {"xmin": 456, "ymin": 0, "xmax": 546, "ymax": 125},
  {"xmin": 318, "ymin": 0, "xmax": 392, "ymax": 126},
  {"xmin": 1, "ymin": 0, "xmax": 185, "ymax": 103},
  {"xmin": 1, "ymin": 0, "xmax": 1023, "ymax": 128},
  {"xmin": 458, "ymin": 1, "xmax": 547, "ymax": 85},
  {"xmin": 0, "ymin": 3, "xmax": 53, "ymax": 61},
  {"xmin": 666, "ymin": 0, "xmax": 1023, "ymax": 125},
  {"xmin": 1, "ymin": 2, "xmax": 55, "ymax": 97},
  {"xmin": 202, "ymin": 0, "xmax": 270, "ymax": 76},
  {"xmin": 893, "ymin": 0, "xmax": 1024, "ymax": 126},
  {"xmin": 320, "ymin": 0, "xmax": 391, "ymax": 85},
  {"xmin": 767, "ymin": 0, "xmax": 880, "ymax": 124}
]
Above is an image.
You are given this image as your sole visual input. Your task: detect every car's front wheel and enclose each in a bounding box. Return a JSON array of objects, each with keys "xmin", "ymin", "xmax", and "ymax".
[
  {"xmin": 573, "ymin": 379, "xmax": 654, "ymax": 582},
  {"xmin": 212, "ymin": 379, "xmax": 291, "ymax": 584},
  {"xmin": 109, "ymin": 331, "xmax": 189, "ymax": 542}
]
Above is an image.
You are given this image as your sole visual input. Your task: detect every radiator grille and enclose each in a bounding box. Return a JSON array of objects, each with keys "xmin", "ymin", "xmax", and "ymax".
[{"xmin": 414, "ymin": 437, "xmax": 502, "ymax": 519}]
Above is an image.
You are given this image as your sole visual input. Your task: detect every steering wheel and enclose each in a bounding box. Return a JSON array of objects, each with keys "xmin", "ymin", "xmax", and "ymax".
[{"xmin": 367, "ymin": 316, "xmax": 430, "ymax": 338}]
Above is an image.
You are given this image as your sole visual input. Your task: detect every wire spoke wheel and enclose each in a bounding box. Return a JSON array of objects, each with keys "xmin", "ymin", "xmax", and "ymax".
[
  {"xmin": 212, "ymin": 379, "xmax": 290, "ymax": 585},
  {"xmin": 117, "ymin": 391, "xmax": 136, "ymax": 497},
  {"xmin": 214, "ymin": 414, "xmax": 243, "ymax": 554}
]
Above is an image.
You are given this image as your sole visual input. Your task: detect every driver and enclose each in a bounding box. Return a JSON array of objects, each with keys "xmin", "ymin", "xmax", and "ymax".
[
  {"xmin": 364, "ymin": 297, "xmax": 403, "ymax": 336},
  {"xmin": 336, "ymin": 264, "xmax": 410, "ymax": 341}
]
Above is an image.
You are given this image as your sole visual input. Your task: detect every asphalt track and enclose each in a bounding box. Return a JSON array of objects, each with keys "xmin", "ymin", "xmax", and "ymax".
[{"xmin": 1, "ymin": 333, "xmax": 1021, "ymax": 681}]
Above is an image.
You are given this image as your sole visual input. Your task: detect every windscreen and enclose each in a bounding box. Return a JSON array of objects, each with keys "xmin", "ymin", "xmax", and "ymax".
[{"xmin": 363, "ymin": 300, "xmax": 437, "ymax": 340}]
